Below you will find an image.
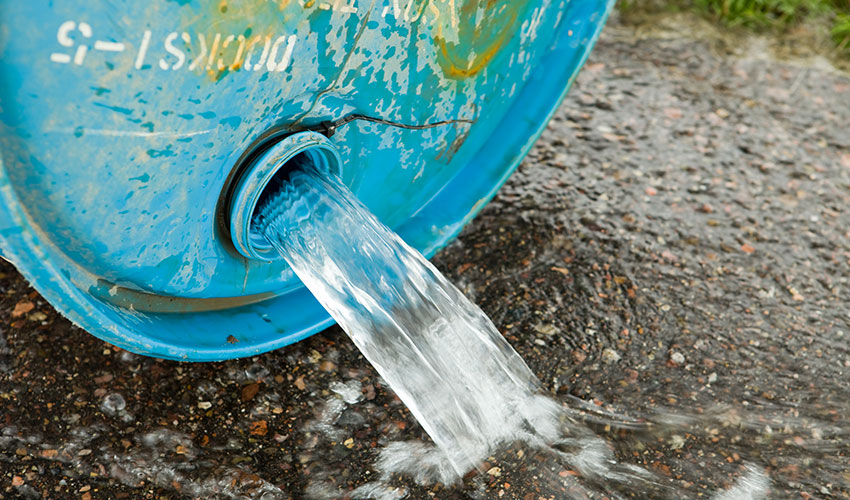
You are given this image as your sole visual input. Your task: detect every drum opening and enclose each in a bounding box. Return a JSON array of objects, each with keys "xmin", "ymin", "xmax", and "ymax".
[{"xmin": 225, "ymin": 131, "xmax": 342, "ymax": 261}]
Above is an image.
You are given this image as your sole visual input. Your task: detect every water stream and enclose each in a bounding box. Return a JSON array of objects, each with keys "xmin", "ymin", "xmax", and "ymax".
[
  {"xmin": 254, "ymin": 162, "xmax": 773, "ymax": 498},
  {"xmin": 255, "ymin": 160, "xmax": 563, "ymax": 476}
]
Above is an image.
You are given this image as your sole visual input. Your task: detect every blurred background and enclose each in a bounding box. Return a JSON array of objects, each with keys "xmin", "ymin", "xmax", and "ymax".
[{"xmin": 620, "ymin": 0, "xmax": 850, "ymax": 66}]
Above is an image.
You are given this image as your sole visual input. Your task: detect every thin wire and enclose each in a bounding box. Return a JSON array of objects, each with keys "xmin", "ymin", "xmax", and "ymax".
[{"xmin": 311, "ymin": 114, "xmax": 474, "ymax": 137}]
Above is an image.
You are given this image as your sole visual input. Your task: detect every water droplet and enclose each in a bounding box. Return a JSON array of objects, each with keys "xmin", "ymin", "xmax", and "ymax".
[
  {"xmin": 245, "ymin": 363, "xmax": 269, "ymax": 381},
  {"xmin": 101, "ymin": 393, "xmax": 126, "ymax": 415}
]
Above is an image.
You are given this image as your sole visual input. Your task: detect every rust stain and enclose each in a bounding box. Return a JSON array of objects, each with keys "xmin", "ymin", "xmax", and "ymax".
[
  {"xmin": 436, "ymin": 34, "xmax": 509, "ymax": 79},
  {"xmin": 436, "ymin": 125, "xmax": 471, "ymax": 163},
  {"xmin": 433, "ymin": 0, "xmax": 525, "ymax": 80}
]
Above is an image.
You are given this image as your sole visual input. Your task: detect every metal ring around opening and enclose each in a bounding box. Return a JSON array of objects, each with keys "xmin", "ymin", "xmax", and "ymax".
[{"xmin": 228, "ymin": 131, "xmax": 342, "ymax": 262}]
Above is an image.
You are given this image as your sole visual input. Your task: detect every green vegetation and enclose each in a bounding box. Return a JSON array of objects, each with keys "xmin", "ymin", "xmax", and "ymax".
[
  {"xmin": 834, "ymin": 13, "xmax": 850, "ymax": 51},
  {"xmin": 623, "ymin": 0, "xmax": 850, "ymax": 56},
  {"xmin": 695, "ymin": 0, "xmax": 838, "ymax": 27}
]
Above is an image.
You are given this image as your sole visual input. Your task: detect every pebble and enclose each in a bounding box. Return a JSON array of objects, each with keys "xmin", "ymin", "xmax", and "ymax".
[
  {"xmin": 601, "ymin": 348, "xmax": 621, "ymax": 364},
  {"xmin": 670, "ymin": 352, "xmax": 685, "ymax": 365}
]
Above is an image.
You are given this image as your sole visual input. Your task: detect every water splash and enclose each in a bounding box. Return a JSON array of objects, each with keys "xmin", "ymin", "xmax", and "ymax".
[{"xmin": 255, "ymin": 163, "xmax": 775, "ymax": 498}]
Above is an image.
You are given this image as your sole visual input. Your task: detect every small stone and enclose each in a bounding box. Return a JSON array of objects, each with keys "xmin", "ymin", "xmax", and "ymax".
[
  {"xmin": 457, "ymin": 263, "xmax": 475, "ymax": 274},
  {"xmin": 708, "ymin": 373, "xmax": 718, "ymax": 384},
  {"xmin": 601, "ymin": 348, "xmax": 621, "ymax": 364},
  {"xmin": 12, "ymin": 476, "xmax": 24, "ymax": 486},
  {"xmin": 550, "ymin": 267, "xmax": 569, "ymax": 276},
  {"xmin": 534, "ymin": 323, "xmax": 558, "ymax": 336},
  {"xmin": 241, "ymin": 382, "xmax": 260, "ymax": 402},
  {"xmin": 249, "ymin": 420, "xmax": 268, "ymax": 436},
  {"xmin": 343, "ymin": 438, "xmax": 355, "ymax": 449},
  {"xmin": 661, "ymin": 250, "xmax": 678, "ymax": 262},
  {"xmin": 28, "ymin": 311, "xmax": 47, "ymax": 322},
  {"xmin": 79, "ymin": 485, "xmax": 91, "ymax": 492},
  {"xmin": 307, "ymin": 350, "xmax": 322, "ymax": 363},
  {"xmin": 670, "ymin": 352, "xmax": 685, "ymax": 365},
  {"xmin": 197, "ymin": 401, "xmax": 212, "ymax": 410},
  {"xmin": 11, "ymin": 301, "xmax": 34, "ymax": 318},
  {"xmin": 788, "ymin": 286, "xmax": 805, "ymax": 301},
  {"xmin": 663, "ymin": 107, "xmax": 683, "ymax": 119},
  {"xmin": 669, "ymin": 435, "xmax": 686, "ymax": 450},
  {"xmin": 487, "ymin": 467, "xmax": 502, "ymax": 477}
]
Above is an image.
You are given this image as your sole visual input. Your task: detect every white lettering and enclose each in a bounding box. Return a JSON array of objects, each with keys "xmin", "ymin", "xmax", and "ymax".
[
  {"xmin": 49, "ymin": 21, "xmax": 299, "ymax": 77},
  {"xmin": 206, "ymin": 33, "xmax": 221, "ymax": 70},
  {"xmin": 49, "ymin": 20, "xmax": 92, "ymax": 65},
  {"xmin": 187, "ymin": 33, "xmax": 207, "ymax": 71},
  {"xmin": 244, "ymin": 35, "xmax": 271, "ymax": 72},
  {"xmin": 134, "ymin": 30, "xmax": 151, "ymax": 69},
  {"xmin": 159, "ymin": 32, "xmax": 186, "ymax": 70},
  {"xmin": 266, "ymin": 35, "xmax": 297, "ymax": 72}
]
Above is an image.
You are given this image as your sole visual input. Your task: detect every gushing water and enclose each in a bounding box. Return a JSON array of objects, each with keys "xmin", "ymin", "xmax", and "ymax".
[
  {"xmin": 254, "ymin": 162, "xmax": 774, "ymax": 498},
  {"xmin": 255, "ymin": 161, "xmax": 563, "ymax": 475}
]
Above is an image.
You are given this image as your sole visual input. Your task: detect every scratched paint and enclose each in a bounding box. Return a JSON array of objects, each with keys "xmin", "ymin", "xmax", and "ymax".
[{"xmin": 0, "ymin": 0, "xmax": 614, "ymax": 360}]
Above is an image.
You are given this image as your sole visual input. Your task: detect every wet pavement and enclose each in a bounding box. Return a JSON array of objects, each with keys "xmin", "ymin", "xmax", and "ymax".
[{"xmin": 3, "ymin": 14, "xmax": 850, "ymax": 500}]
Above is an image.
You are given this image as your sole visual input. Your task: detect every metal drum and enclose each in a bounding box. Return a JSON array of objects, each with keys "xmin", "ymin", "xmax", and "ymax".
[{"xmin": 0, "ymin": 0, "xmax": 614, "ymax": 360}]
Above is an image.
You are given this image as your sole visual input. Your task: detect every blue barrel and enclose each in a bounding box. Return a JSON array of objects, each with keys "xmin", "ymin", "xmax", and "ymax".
[{"xmin": 0, "ymin": 0, "xmax": 613, "ymax": 360}]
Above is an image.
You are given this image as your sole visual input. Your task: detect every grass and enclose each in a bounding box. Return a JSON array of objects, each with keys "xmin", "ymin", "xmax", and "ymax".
[
  {"xmin": 622, "ymin": 0, "xmax": 850, "ymax": 57},
  {"xmin": 835, "ymin": 13, "xmax": 850, "ymax": 51}
]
